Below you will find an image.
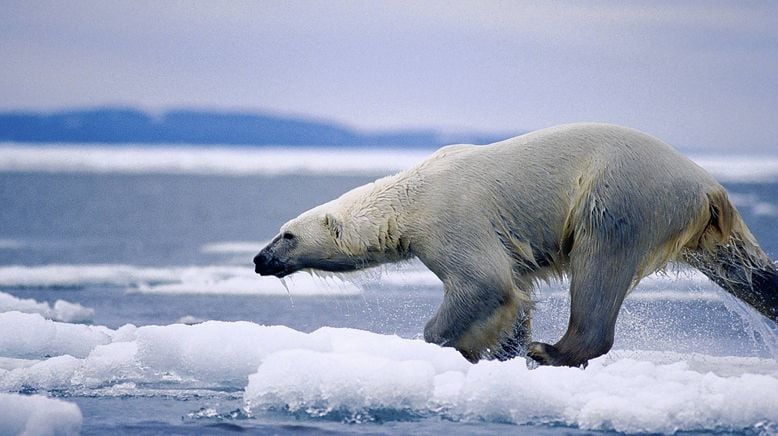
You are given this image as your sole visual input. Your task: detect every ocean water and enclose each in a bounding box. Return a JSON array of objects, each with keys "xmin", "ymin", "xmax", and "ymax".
[{"xmin": 0, "ymin": 145, "xmax": 777, "ymax": 435}]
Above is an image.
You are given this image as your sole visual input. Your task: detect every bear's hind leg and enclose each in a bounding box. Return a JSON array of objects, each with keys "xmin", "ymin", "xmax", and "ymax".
[
  {"xmin": 683, "ymin": 241, "xmax": 778, "ymax": 323},
  {"xmin": 528, "ymin": 243, "xmax": 637, "ymax": 367}
]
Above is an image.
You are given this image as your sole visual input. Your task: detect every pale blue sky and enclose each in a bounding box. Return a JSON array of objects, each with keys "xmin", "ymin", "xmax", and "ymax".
[{"xmin": 2, "ymin": 1, "xmax": 777, "ymax": 150}]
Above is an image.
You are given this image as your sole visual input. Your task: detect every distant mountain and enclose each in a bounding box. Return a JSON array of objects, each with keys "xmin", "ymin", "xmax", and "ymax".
[{"xmin": 0, "ymin": 108, "xmax": 513, "ymax": 147}]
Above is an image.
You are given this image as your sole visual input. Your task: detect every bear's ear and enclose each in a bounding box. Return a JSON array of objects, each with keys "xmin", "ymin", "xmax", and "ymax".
[{"xmin": 324, "ymin": 213, "xmax": 342, "ymax": 240}]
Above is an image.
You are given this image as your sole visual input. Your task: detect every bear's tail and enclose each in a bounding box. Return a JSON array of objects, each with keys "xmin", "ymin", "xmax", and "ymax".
[{"xmin": 683, "ymin": 189, "xmax": 778, "ymax": 323}]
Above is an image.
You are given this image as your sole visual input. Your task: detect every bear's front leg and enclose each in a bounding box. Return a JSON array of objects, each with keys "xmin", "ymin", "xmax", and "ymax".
[
  {"xmin": 526, "ymin": 342, "xmax": 591, "ymax": 367},
  {"xmin": 424, "ymin": 274, "xmax": 530, "ymax": 362}
]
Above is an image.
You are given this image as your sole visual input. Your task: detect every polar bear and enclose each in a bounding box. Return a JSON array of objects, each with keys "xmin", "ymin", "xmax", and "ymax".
[{"xmin": 254, "ymin": 123, "xmax": 778, "ymax": 367}]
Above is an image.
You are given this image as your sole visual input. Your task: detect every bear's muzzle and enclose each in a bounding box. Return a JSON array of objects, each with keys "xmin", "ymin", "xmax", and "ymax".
[{"xmin": 253, "ymin": 249, "xmax": 288, "ymax": 277}]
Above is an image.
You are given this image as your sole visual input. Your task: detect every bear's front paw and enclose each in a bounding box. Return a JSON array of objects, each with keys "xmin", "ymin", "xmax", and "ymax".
[
  {"xmin": 527, "ymin": 342, "xmax": 559, "ymax": 366},
  {"xmin": 527, "ymin": 342, "xmax": 589, "ymax": 368}
]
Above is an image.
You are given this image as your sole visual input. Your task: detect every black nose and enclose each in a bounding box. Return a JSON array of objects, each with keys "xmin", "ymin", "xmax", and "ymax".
[
  {"xmin": 254, "ymin": 249, "xmax": 285, "ymax": 276},
  {"xmin": 253, "ymin": 251, "xmax": 269, "ymax": 273}
]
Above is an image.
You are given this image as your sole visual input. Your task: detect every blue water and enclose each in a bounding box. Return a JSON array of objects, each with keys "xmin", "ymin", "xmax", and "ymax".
[{"xmin": 1, "ymin": 170, "xmax": 777, "ymax": 434}]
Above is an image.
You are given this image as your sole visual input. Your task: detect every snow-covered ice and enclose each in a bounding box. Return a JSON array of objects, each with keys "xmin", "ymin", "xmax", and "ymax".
[
  {"xmin": 0, "ymin": 312, "xmax": 775, "ymax": 433},
  {"xmin": 0, "ymin": 392, "xmax": 82, "ymax": 436}
]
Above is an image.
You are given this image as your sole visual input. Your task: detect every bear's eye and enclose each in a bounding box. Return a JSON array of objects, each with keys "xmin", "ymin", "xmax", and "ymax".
[{"xmin": 282, "ymin": 232, "xmax": 295, "ymax": 240}]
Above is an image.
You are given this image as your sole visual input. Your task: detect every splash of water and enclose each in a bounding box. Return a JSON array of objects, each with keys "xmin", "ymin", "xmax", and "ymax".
[{"xmin": 718, "ymin": 290, "xmax": 778, "ymax": 357}]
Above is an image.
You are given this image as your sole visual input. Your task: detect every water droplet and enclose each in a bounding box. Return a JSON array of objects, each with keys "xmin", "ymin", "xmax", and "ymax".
[{"xmin": 280, "ymin": 277, "xmax": 294, "ymax": 306}]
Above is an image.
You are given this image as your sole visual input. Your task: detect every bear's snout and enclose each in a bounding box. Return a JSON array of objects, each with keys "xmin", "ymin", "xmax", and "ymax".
[{"xmin": 253, "ymin": 249, "xmax": 286, "ymax": 277}]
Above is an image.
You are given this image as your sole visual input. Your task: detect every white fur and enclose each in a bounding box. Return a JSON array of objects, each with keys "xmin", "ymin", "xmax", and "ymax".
[{"xmin": 268, "ymin": 123, "xmax": 771, "ymax": 365}]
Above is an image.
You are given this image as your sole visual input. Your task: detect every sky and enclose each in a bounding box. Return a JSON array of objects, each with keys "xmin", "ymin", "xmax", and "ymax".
[{"xmin": 2, "ymin": 1, "xmax": 778, "ymax": 151}]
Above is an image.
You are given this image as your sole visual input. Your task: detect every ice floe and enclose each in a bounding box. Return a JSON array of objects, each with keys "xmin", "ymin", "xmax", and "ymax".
[{"xmin": 0, "ymin": 312, "xmax": 775, "ymax": 433}]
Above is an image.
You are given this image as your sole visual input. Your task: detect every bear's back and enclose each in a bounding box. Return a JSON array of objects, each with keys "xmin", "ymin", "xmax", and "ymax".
[
  {"xmin": 423, "ymin": 123, "xmax": 718, "ymax": 196},
  {"xmin": 409, "ymin": 123, "xmax": 722, "ymax": 264}
]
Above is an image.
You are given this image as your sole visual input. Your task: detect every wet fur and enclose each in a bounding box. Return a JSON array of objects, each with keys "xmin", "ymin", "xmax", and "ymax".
[{"xmin": 255, "ymin": 123, "xmax": 778, "ymax": 367}]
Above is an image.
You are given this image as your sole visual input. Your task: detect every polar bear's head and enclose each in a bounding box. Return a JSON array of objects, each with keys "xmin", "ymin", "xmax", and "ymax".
[{"xmin": 254, "ymin": 183, "xmax": 393, "ymax": 278}]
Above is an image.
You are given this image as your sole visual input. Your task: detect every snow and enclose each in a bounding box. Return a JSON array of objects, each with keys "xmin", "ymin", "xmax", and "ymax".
[
  {"xmin": 0, "ymin": 392, "xmax": 82, "ymax": 436},
  {"xmin": 0, "ymin": 291, "xmax": 94, "ymax": 323},
  {"xmin": 0, "ymin": 144, "xmax": 777, "ymax": 182},
  {"xmin": 0, "ymin": 313, "xmax": 775, "ymax": 433}
]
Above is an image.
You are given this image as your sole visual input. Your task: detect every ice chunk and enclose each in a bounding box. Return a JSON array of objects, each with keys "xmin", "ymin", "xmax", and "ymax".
[
  {"xmin": 310, "ymin": 327, "xmax": 469, "ymax": 374},
  {"xmin": 0, "ymin": 317, "xmax": 328, "ymax": 392},
  {"xmin": 0, "ymin": 312, "xmax": 112, "ymax": 359},
  {"xmin": 453, "ymin": 358, "xmax": 778, "ymax": 432},
  {"xmin": 0, "ymin": 291, "xmax": 94, "ymax": 323},
  {"xmin": 175, "ymin": 315, "xmax": 205, "ymax": 325},
  {"xmin": 245, "ymin": 349, "xmax": 437, "ymax": 418},
  {"xmin": 0, "ymin": 392, "xmax": 82, "ymax": 435},
  {"xmin": 49, "ymin": 300, "xmax": 95, "ymax": 323},
  {"xmin": 135, "ymin": 321, "xmax": 328, "ymax": 384}
]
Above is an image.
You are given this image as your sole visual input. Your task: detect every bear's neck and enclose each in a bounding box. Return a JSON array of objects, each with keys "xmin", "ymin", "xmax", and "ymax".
[{"xmin": 359, "ymin": 169, "xmax": 424, "ymax": 262}]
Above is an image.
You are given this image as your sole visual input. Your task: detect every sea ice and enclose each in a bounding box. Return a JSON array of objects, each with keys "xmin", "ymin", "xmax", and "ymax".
[
  {"xmin": 0, "ymin": 291, "xmax": 94, "ymax": 323},
  {"xmin": 0, "ymin": 312, "xmax": 112, "ymax": 359},
  {"xmin": 0, "ymin": 145, "xmax": 777, "ymax": 182},
  {"xmin": 0, "ymin": 145, "xmax": 431, "ymax": 176},
  {"xmin": 243, "ymin": 339, "xmax": 778, "ymax": 433},
  {"xmin": 0, "ymin": 260, "xmax": 732, "ymax": 301},
  {"xmin": 0, "ymin": 312, "xmax": 775, "ymax": 432},
  {"xmin": 0, "ymin": 264, "xmax": 360, "ymax": 295},
  {"xmin": 0, "ymin": 392, "xmax": 82, "ymax": 436}
]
